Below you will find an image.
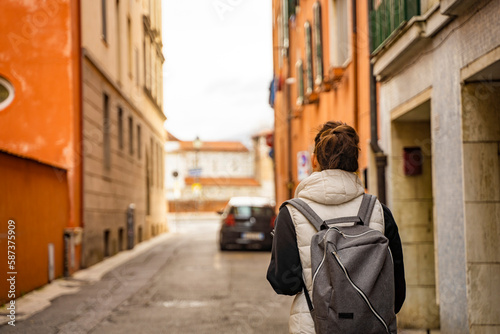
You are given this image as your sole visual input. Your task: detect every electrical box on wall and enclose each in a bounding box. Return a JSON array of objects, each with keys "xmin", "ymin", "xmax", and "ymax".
[{"xmin": 403, "ymin": 147, "xmax": 423, "ymax": 176}]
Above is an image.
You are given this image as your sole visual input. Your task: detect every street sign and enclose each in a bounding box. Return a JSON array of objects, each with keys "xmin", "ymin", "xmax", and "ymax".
[
  {"xmin": 188, "ymin": 168, "xmax": 202, "ymax": 177},
  {"xmin": 297, "ymin": 151, "xmax": 312, "ymax": 181}
]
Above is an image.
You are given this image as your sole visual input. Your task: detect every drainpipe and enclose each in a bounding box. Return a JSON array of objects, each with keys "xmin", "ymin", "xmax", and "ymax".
[
  {"xmin": 352, "ymin": 0, "xmax": 359, "ymax": 130},
  {"xmin": 286, "ymin": 51, "xmax": 294, "ymax": 200},
  {"xmin": 368, "ymin": 0, "xmax": 387, "ymax": 204}
]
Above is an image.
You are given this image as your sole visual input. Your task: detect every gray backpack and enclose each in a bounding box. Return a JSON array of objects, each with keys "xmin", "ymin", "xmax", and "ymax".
[{"xmin": 284, "ymin": 194, "xmax": 397, "ymax": 334}]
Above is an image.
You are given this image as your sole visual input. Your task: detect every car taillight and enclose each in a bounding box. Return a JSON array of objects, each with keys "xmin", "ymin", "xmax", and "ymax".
[
  {"xmin": 270, "ymin": 215, "xmax": 276, "ymax": 228},
  {"xmin": 225, "ymin": 214, "xmax": 235, "ymax": 227}
]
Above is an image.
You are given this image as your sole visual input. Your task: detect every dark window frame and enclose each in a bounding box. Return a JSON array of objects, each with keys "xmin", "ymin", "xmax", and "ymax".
[
  {"xmin": 102, "ymin": 0, "xmax": 107, "ymax": 42},
  {"xmin": 137, "ymin": 124, "xmax": 141, "ymax": 159},
  {"xmin": 103, "ymin": 93, "xmax": 111, "ymax": 170},
  {"xmin": 118, "ymin": 107, "xmax": 124, "ymax": 150},
  {"xmin": 128, "ymin": 116, "xmax": 134, "ymax": 155}
]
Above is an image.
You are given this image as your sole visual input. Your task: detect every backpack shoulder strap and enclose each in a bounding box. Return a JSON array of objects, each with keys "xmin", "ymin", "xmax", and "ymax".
[
  {"xmin": 322, "ymin": 194, "xmax": 377, "ymax": 226},
  {"xmin": 357, "ymin": 194, "xmax": 377, "ymax": 225},
  {"xmin": 281, "ymin": 198, "xmax": 323, "ymax": 231}
]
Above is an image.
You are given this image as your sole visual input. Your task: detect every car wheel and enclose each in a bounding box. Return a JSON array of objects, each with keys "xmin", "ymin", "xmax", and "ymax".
[{"xmin": 219, "ymin": 242, "xmax": 228, "ymax": 251}]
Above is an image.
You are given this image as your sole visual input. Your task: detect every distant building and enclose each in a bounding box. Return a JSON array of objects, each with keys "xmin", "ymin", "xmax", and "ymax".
[
  {"xmin": 165, "ymin": 135, "xmax": 274, "ymax": 212},
  {"xmin": 251, "ymin": 130, "xmax": 276, "ymax": 201},
  {"xmin": 0, "ymin": 0, "xmax": 166, "ymax": 302}
]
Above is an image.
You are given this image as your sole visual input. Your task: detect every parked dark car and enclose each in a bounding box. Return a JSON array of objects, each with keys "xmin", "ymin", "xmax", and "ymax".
[{"xmin": 218, "ymin": 197, "xmax": 276, "ymax": 251}]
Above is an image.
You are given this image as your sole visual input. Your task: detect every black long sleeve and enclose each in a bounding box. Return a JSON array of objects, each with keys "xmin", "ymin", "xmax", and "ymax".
[
  {"xmin": 266, "ymin": 206, "xmax": 303, "ymax": 295},
  {"xmin": 382, "ymin": 204, "xmax": 406, "ymax": 313}
]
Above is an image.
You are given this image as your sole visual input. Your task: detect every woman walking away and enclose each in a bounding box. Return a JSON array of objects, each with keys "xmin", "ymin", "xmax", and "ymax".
[{"xmin": 267, "ymin": 121, "xmax": 406, "ymax": 334}]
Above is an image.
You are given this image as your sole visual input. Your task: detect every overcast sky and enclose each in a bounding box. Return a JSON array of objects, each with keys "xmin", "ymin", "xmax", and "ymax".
[{"xmin": 161, "ymin": 0, "xmax": 274, "ymax": 145}]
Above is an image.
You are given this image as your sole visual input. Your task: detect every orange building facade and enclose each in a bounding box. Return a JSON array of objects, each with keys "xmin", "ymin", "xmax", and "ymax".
[
  {"xmin": 271, "ymin": 0, "xmax": 376, "ymax": 204},
  {"xmin": 0, "ymin": 0, "xmax": 167, "ymax": 303},
  {"xmin": 0, "ymin": 0, "xmax": 82, "ymax": 302}
]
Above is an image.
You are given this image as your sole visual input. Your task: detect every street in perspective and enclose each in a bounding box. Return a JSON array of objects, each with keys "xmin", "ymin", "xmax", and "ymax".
[{"xmin": 0, "ymin": 218, "xmax": 290, "ymax": 333}]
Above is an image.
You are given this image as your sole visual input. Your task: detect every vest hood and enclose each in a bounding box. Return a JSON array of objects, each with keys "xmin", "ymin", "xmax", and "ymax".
[{"xmin": 294, "ymin": 169, "xmax": 365, "ymax": 205}]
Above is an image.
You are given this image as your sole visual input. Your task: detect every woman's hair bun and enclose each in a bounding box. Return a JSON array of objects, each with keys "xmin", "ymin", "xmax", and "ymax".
[{"xmin": 314, "ymin": 121, "xmax": 360, "ymax": 172}]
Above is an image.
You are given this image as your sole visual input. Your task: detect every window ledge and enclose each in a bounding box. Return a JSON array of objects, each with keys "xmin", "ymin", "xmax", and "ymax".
[
  {"xmin": 371, "ymin": 4, "xmax": 453, "ymax": 81},
  {"xmin": 304, "ymin": 92, "xmax": 319, "ymax": 105},
  {"xmin": 323, "ymin": 67, "xmax": 346, "ymax": 90}
]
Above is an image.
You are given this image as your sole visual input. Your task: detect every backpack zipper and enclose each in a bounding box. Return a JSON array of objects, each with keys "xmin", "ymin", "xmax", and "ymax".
[
  {"xmin": 331, "ymin": 251, "xmax": 390, "ymax": 334},
  {"xmin": 311, "ymin": 229, "xmax": 332, "ymax": 290},
  {"xmin": 331, "ymin": 226, "xmax": 378, "ymax": 238}
]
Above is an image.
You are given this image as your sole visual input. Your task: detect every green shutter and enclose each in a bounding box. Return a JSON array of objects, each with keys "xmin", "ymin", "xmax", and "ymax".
[{"xmin": 370, "ymin": 0, "xmax": 421, "ymax": 52}]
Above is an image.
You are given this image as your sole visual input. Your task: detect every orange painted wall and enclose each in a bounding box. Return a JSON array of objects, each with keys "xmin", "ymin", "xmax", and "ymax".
[
  {"xmin": 272, "ymin": 0, "xmax": 372, "ymax": 205},
  {"xmin": 0, "ymin": 152, "xmax": 69, "ymax": 304},
  {"xmin": 0, "ymin": 0, "xmax": 82, "ymax": 295}
]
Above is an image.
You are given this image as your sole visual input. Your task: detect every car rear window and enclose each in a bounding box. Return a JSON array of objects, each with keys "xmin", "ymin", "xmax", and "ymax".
[{"xmin": 231, "ymin": 206, "xmax": 274, "ymax": 218}]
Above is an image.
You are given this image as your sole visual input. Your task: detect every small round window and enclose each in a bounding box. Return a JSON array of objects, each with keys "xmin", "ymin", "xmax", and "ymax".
[{"xmin": 0, "ymin": 77, "xmax": 15, "ymax": 111}]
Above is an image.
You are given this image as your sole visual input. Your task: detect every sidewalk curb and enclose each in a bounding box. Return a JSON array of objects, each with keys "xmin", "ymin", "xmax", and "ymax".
[{"xmin": 0, "ymin": 232, "xmax": 174, "ymax": 325}]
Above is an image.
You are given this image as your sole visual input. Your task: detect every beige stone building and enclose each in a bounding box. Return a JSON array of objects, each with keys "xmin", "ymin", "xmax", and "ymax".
[
  {"xmin": 369, "ymin": 0, "xmax": 500, "ymax": 332},
  {"xmin": 81, "ymin": 0, "xmax": 167, "ymax": 267}
]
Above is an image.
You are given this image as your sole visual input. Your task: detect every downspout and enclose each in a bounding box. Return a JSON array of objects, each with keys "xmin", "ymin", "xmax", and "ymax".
[
  {"xmin": 352, "ymin": 0, "xmax": 359, "ymax": 130},
  {"xmin": 367, "ymin": 0, "xmax": 387, "ymax": 204},
  {"xmin": 286, "ymin": 44, "xmax": 294, "ymax": 199},
  {"xmin": 77, "ymin": 0, "xmax": 83, "ymax": 230},
  {"xmin": 77, "ymin": 0, "xmax": 85, "ymax": 269},
  {"xmin": 284, "ymin": 2, "xmax": 294, "ymax": 200}
]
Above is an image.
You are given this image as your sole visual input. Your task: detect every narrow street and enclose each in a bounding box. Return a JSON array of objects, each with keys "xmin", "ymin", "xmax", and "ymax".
[{"xmin": 1, "ymin": 220, "xmax": 290, "ymax": 334}]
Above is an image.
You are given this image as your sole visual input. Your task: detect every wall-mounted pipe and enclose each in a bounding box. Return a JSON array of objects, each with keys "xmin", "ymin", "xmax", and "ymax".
[{"xmin": 368, "ymin": 0, "xmax": 387, "ymax": 204}]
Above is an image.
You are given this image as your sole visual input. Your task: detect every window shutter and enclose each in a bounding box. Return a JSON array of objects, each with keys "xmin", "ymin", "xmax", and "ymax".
[
  {"xmin": 296, "ymin": 60, "xmax": 304, "ymax": 105},
  {"xmin": 313, "ymin": 1, "xmax": 323, "ymax": 85},
  {"xmin": 304, "ymin": 21, "xmax": 313, "ymax": 95}
]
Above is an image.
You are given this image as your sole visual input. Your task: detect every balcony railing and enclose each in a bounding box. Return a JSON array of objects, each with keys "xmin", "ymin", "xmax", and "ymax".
[{"xmin": 370, "ymin": 0, "xmax": 421, "ymax": 52}]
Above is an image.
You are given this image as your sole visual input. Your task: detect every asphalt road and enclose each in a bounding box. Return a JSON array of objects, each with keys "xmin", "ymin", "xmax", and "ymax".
[{"xmin": 0, "ymin": 220, "xmax": 291, "ymax": 334}]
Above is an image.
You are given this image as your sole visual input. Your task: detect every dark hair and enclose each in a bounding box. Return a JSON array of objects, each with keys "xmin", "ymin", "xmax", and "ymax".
[{"xmin": 313, "ymin": 121, "xmax": 359, "ymax": 172}]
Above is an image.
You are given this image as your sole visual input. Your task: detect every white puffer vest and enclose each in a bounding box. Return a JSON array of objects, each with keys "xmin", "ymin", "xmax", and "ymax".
[{"xmin": 285, "ymin": 170, "xmax": 385, "ymax": 334}]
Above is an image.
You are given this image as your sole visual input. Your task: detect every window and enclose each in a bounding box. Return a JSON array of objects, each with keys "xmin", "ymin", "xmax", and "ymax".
[
  {"xmin": 157, "ymin": 142, "xmax": 162, "ymax": 187},
  {"xmin": 151, "ymin": 46, "xmax": 156, "ymax": 99},
  {"xmin": 118, "ymin": 228, "xmax": 124, "ymax": 251},
  {"xmin": 127, "ymin": 17, "xmax": 132, "ymax": 77},
  {"xmin": 116, "ymin": 0, "xmax": 121, "ymax": 81},
  {"xmin": 281, "ymin": 0, "xmax": 289, "ymax": 49},
  {"xmin": 104, "ymin": 229, "xmax": 110, "ymax": 257},
  {"xmin": 313, "ymin": 1, "xmax": 323, "ymax": 85},
  {"xmin": 144, "ymin": 35, "xmax": 151, "ymax": 92},
  {"xmin": 101, "ymin": 0, "xmax": 107, "ymax": 41},
  {"xmin": 0, "ymin": 76, "xmax": 15, "ymax": 111},
  {"xmin": 296, "ymin": 60, "xmax": 304, "ymax": 105},
  {"xmin": 150, "ymin": 137, "xmax": 155, "ymax": 186},
  {"xmin": 103, "ymin": 94, "xmax": 111, "ymax": 169},
  {"xmin": 137, "ymin": 124, "xmax": 141, "ymax": 159},
  {"xmin": 135, "ymin": 47, "xmax": 140, "ymax": 86},
  {"xmin": 160, "ymin": 142, "xmax": 164, "ymax": 186},
  {"xmin": 329, "ymin": 0, "xmax": 350, "ymax": 67},
  {"xmin": 128, "ymin": 116, "xmax": 133, "ymax": 155},
  {"xmin": 277, "ymin": 15, "xmax": 284, "ymax": 68},
  {"xmin": 156, "ymin": 142, "xmax": 160, "ymax": 187},
  {"xmin": 304, "ymin": 21, "xmax": 313, "ymax": 95},
  {"xmin": 118, "ymin": 107, "xmax": 123, "ymax": 149}
]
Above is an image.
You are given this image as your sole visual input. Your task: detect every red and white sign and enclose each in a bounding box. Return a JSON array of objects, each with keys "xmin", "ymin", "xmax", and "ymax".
[{"xmin": 297, "ymin": 151, "xmax": 312, "ymax": 181}]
